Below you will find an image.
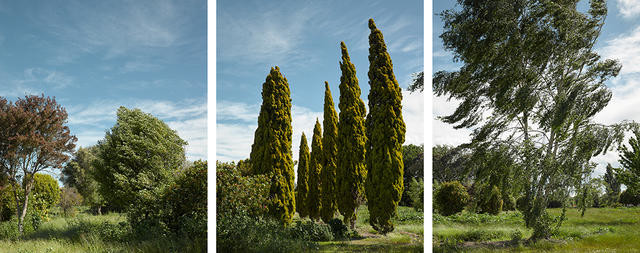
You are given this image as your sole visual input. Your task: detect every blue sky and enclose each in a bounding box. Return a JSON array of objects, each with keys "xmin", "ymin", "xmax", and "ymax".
[
  {"xmin": 0, "ymin": 0, "xmax": 207, "ymax": 163},
  {"xmin": 433, "ymin": 0, "xmax": 640, "ymax": 177},
  {"xmin": 216, "ymin": 0, "xmax": 424, "ymax": 162}
]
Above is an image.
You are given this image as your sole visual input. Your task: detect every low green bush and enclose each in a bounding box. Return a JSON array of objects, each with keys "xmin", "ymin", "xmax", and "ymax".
[
  {"xmin": 435, "ymin": 181, "xmax": 469, "ymax": 216},
  {"xmin": 480, "ymin": 186, "xmax": 503, "ymax": 215},
  {"xmin": 327, "ymin": 218, "xmax": 349, "ymax": 240},
  {"xmin": 289, "ymin": 220, "xmax": 333, "ymax": 241},
  {"xmin": 503, "ymin": 195, "xmax": 516, "ymax": 211},
  {"xmin": 620, "ymin": 189, "xmax": 640, "ymax": 206}
]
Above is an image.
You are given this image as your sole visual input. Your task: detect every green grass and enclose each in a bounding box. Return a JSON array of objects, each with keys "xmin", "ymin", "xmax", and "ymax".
[
  {"xmin": 434, "ymin": 207, "xmax": 640, "ymax": 252},
  {"xmin": 315, "ymin": 205, "xmax": 424, "ymax": 252},
  {"xmin": 0, "ymin": 207, "xmax": 204, "ymax": 253}
]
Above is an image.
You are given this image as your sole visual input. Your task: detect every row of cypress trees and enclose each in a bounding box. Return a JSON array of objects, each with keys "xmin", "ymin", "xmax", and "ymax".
[{"xmin": 249, "ymin": 18, "xmax": 406, "ymax": 234}]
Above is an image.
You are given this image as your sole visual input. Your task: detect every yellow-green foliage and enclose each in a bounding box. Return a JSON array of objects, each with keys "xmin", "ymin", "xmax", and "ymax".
[
  {"xmin": 365, "ymin": 18, "xmax": 406, "ymax": 234},
  {"xmin": 307, "ymin": 120, "xmax": 323, "ymax": 221},
  {"xmin": 249, "ymin": 66, "xmax": 295, "ymax": 224},
  {"xmin": 321, "ymin": 81, "xmax": 339, "ymax": 223},
  {"xmin": 336, "ymin": 41, "xmax": 367, "ymax": 229},
  {"xmin": 296, "ymin": 133, "xmax": 310, "ymax": 218},
  {"xmin": 29, "ymin": 173, "xmax": 61, "ymax": 221},
  {"xmin": 435, "ymin": 181, "xmax": 469, "ymax": 216},
  {"xmin": 483, "ymin": 186, "xmax": 503, "ymax": 215}
]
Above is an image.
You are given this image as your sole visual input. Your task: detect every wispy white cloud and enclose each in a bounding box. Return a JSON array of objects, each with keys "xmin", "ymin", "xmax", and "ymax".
[
  {"xmin": 218, "ymin": 5, "xmax": 318, "ymax": 65},
  {"xmin": 403, "ymin": 90, "xmax": 425, "ymax": 146},
  {"xmin": 37, "ymin": 0, "xmax": 200, "ymax": 61},
  {"xmin": 217, "ymin": 101, "xmax": 260, "ymax": 122},
  {"xmin": 599, "ymin": 26, "xmax": 640, "ymax": 75},
  {"xmin": 616, "ymin": 0, "xmax": 640, "ymax": 18}
]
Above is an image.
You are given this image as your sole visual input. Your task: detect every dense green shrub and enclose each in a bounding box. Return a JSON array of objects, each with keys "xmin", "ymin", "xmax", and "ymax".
[
  {"xmin": 620, "ymin": 189, "xmax": 640, "ymax": 206},
  {"xmin": 482, "ymin": 186, "xmax": 503, "ymax": 215},
  {"xmin": 408, "ymin": 178, "xmax": 424, "ymax": 212},
  {"xmin": 163, "ymin": 160, "xmax": 207, "ymax": 239},
  {"xmin": 327, "ymin": 218, "xmax": 349, "ymax": 240},
  {"xmin": 0, "ymin": 185, "xmax": 16, "ymax": 222},
  {"xmin": 435, "ymin": 181, "xmax": 470, "ymax": 216},
  {"xmin": 217, "ymin": 214, "xmax": 316, "ymax": 252},
  {"xmin": 289, "ymin": 220, "xmax": 334, "ymax": 242},
  {"xmin": 216, "ymin": 161, "xmax": 270, "ymax": 220},
  {"xmin": 503, "ymin": 195, "xmax": 516, "ymax": 211}
]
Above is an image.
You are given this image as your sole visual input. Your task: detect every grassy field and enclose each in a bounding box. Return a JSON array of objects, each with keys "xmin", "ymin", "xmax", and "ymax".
[
  {"xmin": 0, "ymin": 207, "xmax": 202, "ymax": 253},
  {"xmin": 316, "ymin": 205, "xmax": 424, "ymax": 252},
  {"xmin": 434, "ymin": 207, "xmax": 640, "ymax": 252}
]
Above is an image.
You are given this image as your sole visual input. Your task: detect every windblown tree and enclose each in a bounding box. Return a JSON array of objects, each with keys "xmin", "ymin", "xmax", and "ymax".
[
  {"xmin": 308, "ymin": 119, "xmax": 323, "ymax": 221},
  {"xmin": 93, "ymin": 107, "xmax": 187, "ymax": 228},
  {"xmin": 321, "ymin": 81, "xmax": 339, "ymax": 223},
  {"xmin": 336, "ymin": 41, "xmax": 368, "ymax": 229},
  {"xmin": 0, "ymin": 95, "xmax": 77, "ymax": 234},
  {"xmin": 365, "ymin": 18, "xmax": 406, "ymax": 234},
  {"xmin": 435, "ymin": 0, "xmax": 632, "ymax": 240},
  {"xmin": 296, "ymin": 133, "xmax": 310, "ymax": 218},
  {"xmin": 249, "ymin": 66, "xmax": 295, "ymax": 224}
]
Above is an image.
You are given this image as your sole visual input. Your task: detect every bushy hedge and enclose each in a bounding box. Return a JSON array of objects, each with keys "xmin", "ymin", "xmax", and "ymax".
[
  {"xmin": 163, "ymin": 160, "xmax": 207, "ymax": 240},
  {"xmin": 516, "ymin": 196, "xmax": 527, "ymax": 212},
  {"xmin": 435, "ymin": 181, "xmax": 469, "ymax": 216},
  {"xmin": 547, "ymin": 199, "xmax": 563, "ymax": 208},
  {"xmin": 216, "ymin": 161, "xmax": 271, "ymax": 220}
]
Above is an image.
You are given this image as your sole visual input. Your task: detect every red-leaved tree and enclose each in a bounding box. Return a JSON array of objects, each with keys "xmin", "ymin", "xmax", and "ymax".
[{"xmin": 0, "ymin": 95, "xmax": 76, "ymax": 234}]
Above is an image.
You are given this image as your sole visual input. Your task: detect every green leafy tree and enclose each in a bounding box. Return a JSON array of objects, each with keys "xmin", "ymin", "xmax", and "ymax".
[
  {"xmin": 407, "ymin": 71, "xmax": 423, "ymax": 93},
  {"xmin": 296, "ymin": 133, "xmax": 310, "ymax": 218},
  {"xmin": 365, "ymin": 18, "xmax": 406, "ymax": 234},
  {"xmin": 336, "ymin": 41, "xmax": 368, "ymax": 229},
  {"xmin": 0, "ymin": 95, "xmax": 77, "ymax": 234},
  {"xmin": 603, "ymin": 163, "xmax": 621, "ymax": 205},
  {"xmin": 618, "ymin": 130, "xmax": 640, "ymax": 191},
  {"xmin": 307, "ymin": 120, "xmax": 323, "ymax": 221},
  {"xmin": 62, "ymin": 146, "xmax": 105, "ymax": 214},
  {"xmin": 432, "ymin": 145, "xmax": 473, "ymax": 183},
  {"xmin": 435, "ymin": 0, "xmax": 629, "ymax": 240},
  {"xmin": 93, "ymin": 106, "xmax": 187, "ymax": 230},
  {"xmin": 249, "ymin": 66, "xmax": 295, "ymax": 224},
  {"xmin": 400, "ymin": 144, "xmax": 424, "ymax": 207},
  {"xmin": 408, "ymin": 178, "xmax": 424, "ymax": 212},
  {"xmin": 321, "ymin": 81, "xmax": 338, "ymax": 223}
]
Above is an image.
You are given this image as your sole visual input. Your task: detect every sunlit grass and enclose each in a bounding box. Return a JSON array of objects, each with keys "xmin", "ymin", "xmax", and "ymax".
[{"xmin": 434, "ymin": 207, "xmax": 640, "ymax": 252}]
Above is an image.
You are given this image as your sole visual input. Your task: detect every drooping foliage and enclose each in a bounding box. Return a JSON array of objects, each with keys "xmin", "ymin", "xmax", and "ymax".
[
  {"xmin": 249, "ymin": 66, "xmax": 295, "ymax": 224},
  {"xmin": 365, "ymin": 18, "xmax": 406, "ymax": 234},
  {"xmin": 321, "ymin": 81, "xmax": 339, "ymax": 223},
  {"xmin": 296, "ymin": 133, "xmax": 310, "ymax": 218},
  {"xmin": 336, "ymin": 41, "xmax": 368, "ymax": 229},
  {"xmin": 0, "ymin": 95, "xmax": 77, "ymax": 234},
  {"xmin": 93, "ymin": 106, "xmax": 187, "ymax": 231},
  {"xmin": 434, "ymin": 0, "xmax": 630, "ymax": 240},
  {"xmin": 307, "ymin": 120, "xmax": 323, "ymax": 221}
]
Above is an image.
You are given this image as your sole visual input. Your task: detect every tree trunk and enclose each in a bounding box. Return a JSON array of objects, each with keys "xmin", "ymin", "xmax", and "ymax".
[{"xmin": 97, "ymin": 205, "xmax": 102, "ymax": 215}]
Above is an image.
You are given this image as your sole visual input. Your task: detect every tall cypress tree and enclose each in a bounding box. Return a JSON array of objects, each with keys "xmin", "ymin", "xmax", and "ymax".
[
  {"xmin": 249, "ymin": 66, "xmax": 295, "ymax": 224},
  {"xmin": 307, "ymin": 119, "xmax": 323, "ymax": 221},
  {"xmin": 336, "ymin": 41, "xmax": 367, "ymax": 229},
  {"xmin": 365, "ymin": 18, "xmax": 406, "ymax": 234},
  {"xmin": 296, "ymin": 133, "xmax": 310, "ymax": 218},
  {"xmin": 321, "ymin": 81, "xmax": 339, "ymax": 223}
]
